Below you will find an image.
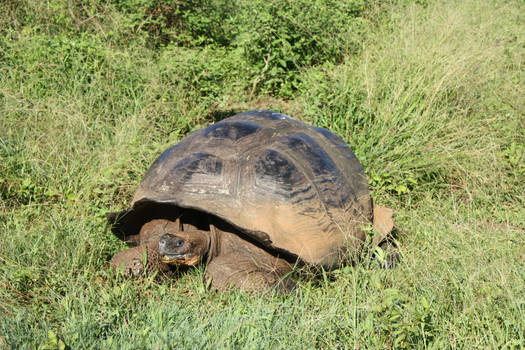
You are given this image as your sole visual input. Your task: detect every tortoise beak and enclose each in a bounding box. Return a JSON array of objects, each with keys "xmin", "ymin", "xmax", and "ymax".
[{"xmin": 158, "ymin": 234, "xmax": 195, "ymax": 264}]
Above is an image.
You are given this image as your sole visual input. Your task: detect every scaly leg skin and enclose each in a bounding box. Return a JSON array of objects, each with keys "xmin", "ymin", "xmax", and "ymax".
[
  {"xmin": 205, "ymin": 254, "xmax": 295, "ymax": 293},
  {"xmin": 110, "ymin": 241, "xmax": 171, "ymax": 277}
]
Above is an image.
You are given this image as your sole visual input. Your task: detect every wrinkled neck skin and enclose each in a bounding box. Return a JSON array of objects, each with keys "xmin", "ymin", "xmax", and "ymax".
[{"xmin": 206, "ymin": 224, "xmax": 220, "ymax": 264}]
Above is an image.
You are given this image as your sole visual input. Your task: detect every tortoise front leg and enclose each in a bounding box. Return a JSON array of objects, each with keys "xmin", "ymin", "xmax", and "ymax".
[
  {"xmin": 110, "ymin": 241, "xmax": 170, "ymax": 277},
  {"xmin": 205, "ymin": 254, "xmax": 295, "ymax": 293}
]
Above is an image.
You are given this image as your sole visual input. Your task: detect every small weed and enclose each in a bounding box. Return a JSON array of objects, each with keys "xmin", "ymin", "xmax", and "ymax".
[
  {"xmin": 372, "ymin": 289, "xmax": 435, "ymax": 348},
  {"xmin": 38, "ymin": 330, "xmax": 67, "ymax": 350}
]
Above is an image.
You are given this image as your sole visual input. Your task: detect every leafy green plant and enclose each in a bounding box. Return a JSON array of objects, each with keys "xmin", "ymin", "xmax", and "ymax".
[
  {"xmin": 371, "ymin": 289, "xmax": 435, "ymax": 348},
  {"xmin": 369, "ymin": 171, "xmax": 418, "ymax": 196},
  {"xmin": 106, "ymin": 0, "xmax": 371, "ymax": 97},
  {"xmin": 38, "ymin": 330, "xmax": 66, "ymax": 350},
  {"xmin": 502, "ymin": 141, "xmax": 524, "ymax": 175},
  {"xmin": 233, "ymin": 0, "xmax": 370, "ymax": 97},
  {"xmin": 109, "ymin": 0, "xmax": 236, "ymax": 47}
]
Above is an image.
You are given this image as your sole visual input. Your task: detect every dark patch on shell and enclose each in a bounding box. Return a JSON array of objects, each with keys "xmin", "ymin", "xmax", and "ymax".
[
  {"xmin": 203, "ymin": 121, "xmax": 261, "ymax": 141},
  {"xmin": 172, "ymin": 153, "xmax": 223, "ymax": 183},
  {"xmin": 313, "ymin": 126, "xmax": 347, "ymax": 147},
  {"xmin": 255, "ymin": 149, "xmax": 308, "ymax": 197},
  {"xmin": 279, "ymin": 132, "xmax": 338, "ymax": 176}
]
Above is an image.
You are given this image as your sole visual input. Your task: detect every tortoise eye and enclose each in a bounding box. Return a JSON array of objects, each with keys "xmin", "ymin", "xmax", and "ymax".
[{"xmin": 174, "ymin": 240, "xmax": 184, "ymax": 248}]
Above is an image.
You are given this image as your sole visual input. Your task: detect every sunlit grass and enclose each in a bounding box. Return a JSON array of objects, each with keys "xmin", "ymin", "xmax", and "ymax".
[{"xmin": 1, "ymin": 0, "xmax": 523, "ymax": 348}]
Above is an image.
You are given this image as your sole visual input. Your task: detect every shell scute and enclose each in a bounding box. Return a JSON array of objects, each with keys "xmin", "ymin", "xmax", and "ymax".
[
  {"xmin": 254, "ymin": 149, "xmax": 308, "ymax": 197},
  {"xmin": 278, "ymin": 132, "xmax": 339, "ymax": 177},
  {"xmin": 203, "ymin": 121, "xmax": 261, "ymax": 141},
  {"xmin": 174, "ymin": 153, "xmax": 223, "ymax": 182}
]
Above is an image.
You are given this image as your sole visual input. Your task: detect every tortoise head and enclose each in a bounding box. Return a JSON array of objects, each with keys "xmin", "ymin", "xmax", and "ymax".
[
  {"xmin": 136, "ymin": 218, "xmax": 213, "ymax": 267},
  {"xmin": 157, "ymin": 231, "xmax": 210, "ymax": 266}
]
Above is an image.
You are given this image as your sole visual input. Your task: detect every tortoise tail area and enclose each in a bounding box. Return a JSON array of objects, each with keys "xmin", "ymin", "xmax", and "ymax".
[
  {"xmin": 372, "ymin": 205, "xmax": 394, "ymax": 246},
  {"xmin": 372, "ymin": 205, "xmax": 399, "ymax": 269}
]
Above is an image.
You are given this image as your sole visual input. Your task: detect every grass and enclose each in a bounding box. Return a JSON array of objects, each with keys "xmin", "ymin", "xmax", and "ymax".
[{"xmin": 1, "ymin": 0, "xmax": 524, "ymax": 348}]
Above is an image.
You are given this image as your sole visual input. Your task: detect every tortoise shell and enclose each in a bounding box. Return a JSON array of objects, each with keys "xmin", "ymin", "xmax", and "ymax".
[{"xmin": 109, "ymin": 110, "xmax": 372, "ymax": 268}]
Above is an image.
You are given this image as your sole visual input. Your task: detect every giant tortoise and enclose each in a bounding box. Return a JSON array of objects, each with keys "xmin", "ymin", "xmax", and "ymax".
[{"xmin": 108, "ymin": 110, "xmax": 393, "ymax": 291}]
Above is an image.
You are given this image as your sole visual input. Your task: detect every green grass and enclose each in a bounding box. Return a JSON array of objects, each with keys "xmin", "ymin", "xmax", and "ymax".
[{"xmin": 1, "ymin": 0, "xmax": 524, "ymax": 348}]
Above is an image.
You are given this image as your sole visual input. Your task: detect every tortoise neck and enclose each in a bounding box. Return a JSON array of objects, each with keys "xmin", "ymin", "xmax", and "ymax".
[{"xmin": 206, "ymin": 223, "xmax": 220, "ymax": 265}]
